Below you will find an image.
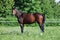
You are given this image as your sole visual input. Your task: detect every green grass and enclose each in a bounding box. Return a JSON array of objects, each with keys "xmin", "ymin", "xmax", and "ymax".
[{"xmin": 0, "ymin": 26, "xmax": 60, "ymax": 40}]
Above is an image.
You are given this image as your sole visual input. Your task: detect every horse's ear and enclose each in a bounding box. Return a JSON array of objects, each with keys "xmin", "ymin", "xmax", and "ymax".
[{"xmin": 12, "ymin": 7, "xmax": 16, "ymax": 10}]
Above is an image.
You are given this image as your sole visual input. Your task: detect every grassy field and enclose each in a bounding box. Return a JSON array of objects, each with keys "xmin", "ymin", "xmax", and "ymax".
[{"xmin": 0, "ymin": 26, "xmax": 60, "ymax": 40}]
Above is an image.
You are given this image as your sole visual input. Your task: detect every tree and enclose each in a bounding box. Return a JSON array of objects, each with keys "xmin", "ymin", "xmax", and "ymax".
[
  {"xmin": 0, "ymin": 0, "xmax": 14, "ymax": 17},
  {"xmin": 14, "ymin": 0, "xmax": 58, "ymax": 19}
]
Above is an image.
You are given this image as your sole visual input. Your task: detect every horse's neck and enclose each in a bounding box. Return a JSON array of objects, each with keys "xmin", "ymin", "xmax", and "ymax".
[{"xmin": 16, "ymin": 10, "xmax": 22, "ymax": 18}]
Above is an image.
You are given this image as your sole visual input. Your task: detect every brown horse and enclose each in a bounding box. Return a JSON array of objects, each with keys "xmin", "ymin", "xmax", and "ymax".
[{"xmin": 12, "ymin": 8, "xmax": 45, "ymax": 34}]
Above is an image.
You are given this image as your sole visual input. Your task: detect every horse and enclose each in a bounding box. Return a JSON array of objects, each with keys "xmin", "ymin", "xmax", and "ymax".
[{"xmin": 12, "ymin": 7, "xmax": 45, "ymax": 34}]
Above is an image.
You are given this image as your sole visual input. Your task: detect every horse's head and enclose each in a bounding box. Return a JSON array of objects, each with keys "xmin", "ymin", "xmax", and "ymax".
[
  {"xmin": 12, "ymin": 7, "xmax": 17, "ymax": 16},
  {"xmin": 12, "ymin": 7, "xmax": 23, "ymax": 17}
]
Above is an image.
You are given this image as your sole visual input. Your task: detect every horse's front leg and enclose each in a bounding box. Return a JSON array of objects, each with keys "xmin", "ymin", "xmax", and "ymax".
[
  {"xmin": 18, "ymin": 18, "xmax": 24, "ymax": 33},
  {"xmin": 20, "ymin": 24, "xmax": 24, "ymax": 33}
]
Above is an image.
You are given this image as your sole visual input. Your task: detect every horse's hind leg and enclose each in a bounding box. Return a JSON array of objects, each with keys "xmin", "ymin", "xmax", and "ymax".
[
  {"xmin": 37, "ymin": 22, "xmax": 44, "ymax": 32},
  {"xmin": 38, "ymin": 23, "xmax": 44, "ymax": 35},
  {"xmin": 39, "ymin": 24, "xmax": 44, "ymax": 32},
  {"xmin": 20, "ymin": 24, "xmax": 24, "ymax": 33}
]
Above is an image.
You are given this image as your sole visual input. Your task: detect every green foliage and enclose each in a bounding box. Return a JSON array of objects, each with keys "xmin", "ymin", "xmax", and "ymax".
[
  {"xmin": 0, "ymin": 0, "xmax": 60, "ymax": 18},
  {"xmin": 14, "ymin": 0, "xmax": 60, "ymax": 19},
  {"xmin": 14, "ymin": 0, "xmax": 42, "ymax": 13},
  {"xmin": 0, "ymin": 0, "xmax": 14, "ymax": 17}
]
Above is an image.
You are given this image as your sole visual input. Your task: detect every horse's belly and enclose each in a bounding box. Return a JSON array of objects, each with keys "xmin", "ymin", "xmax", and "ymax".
[
  {"xmin": 23, "ymin": 21, "xmax": 35, "ymax": 24},
  {"xmin": 23, "ymin": 15, "xmax": 35, "ymax": 24},
  {"xmin": 23, "ymin": 18, "xmax": 35, "ymax": 24}
]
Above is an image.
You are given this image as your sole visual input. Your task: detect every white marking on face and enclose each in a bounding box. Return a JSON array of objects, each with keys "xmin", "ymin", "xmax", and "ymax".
[{"xmin": 13, "ymin": 10, "xmax": 16, "ymax": 15}]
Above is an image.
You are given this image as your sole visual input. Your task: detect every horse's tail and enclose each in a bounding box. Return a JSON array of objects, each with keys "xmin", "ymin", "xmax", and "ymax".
[{"xmin": 43, "ymin": 13, "xmax": 45, "ymax": 23}]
